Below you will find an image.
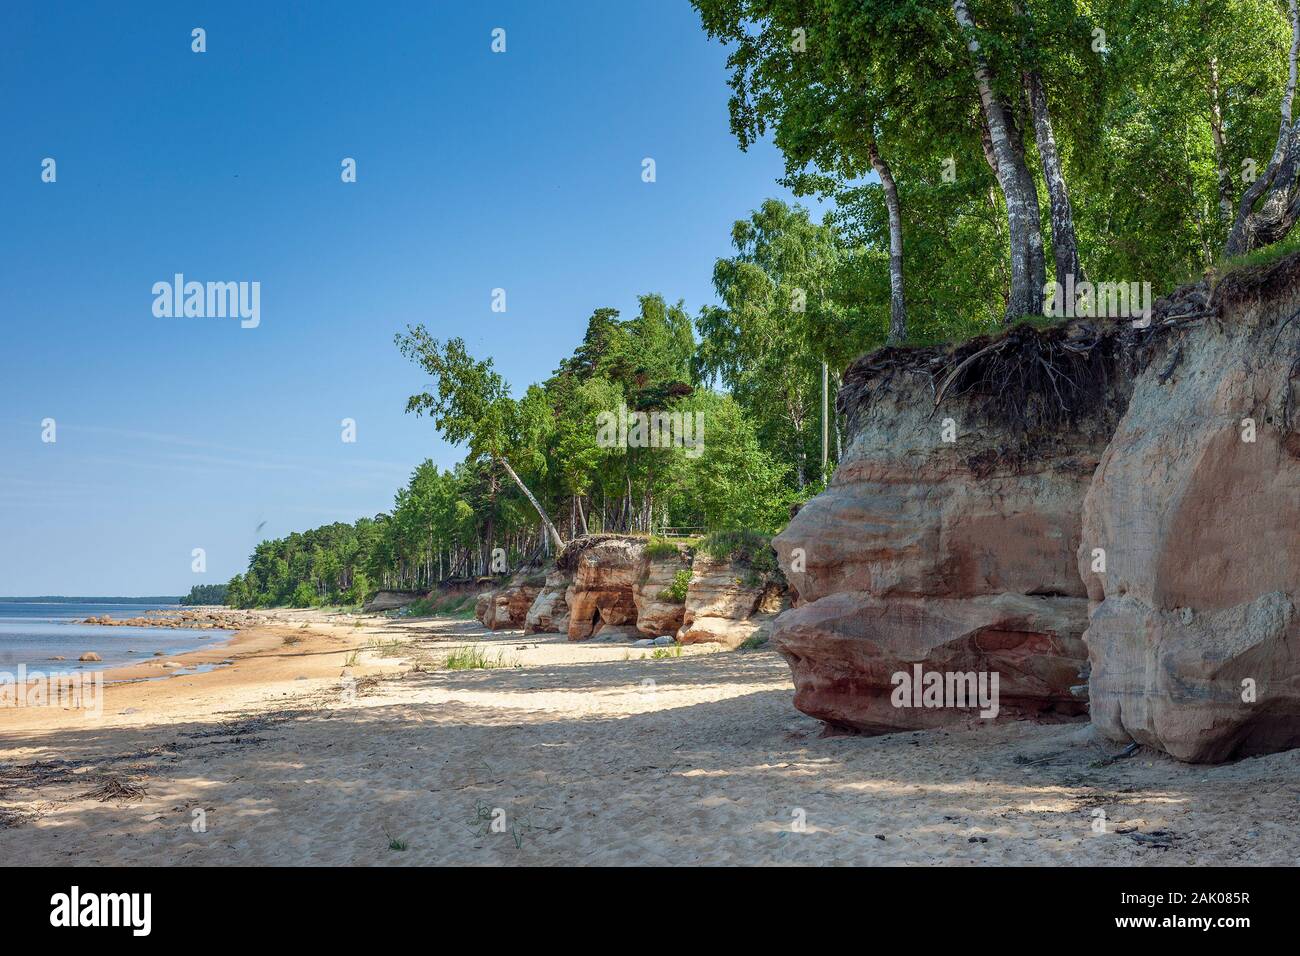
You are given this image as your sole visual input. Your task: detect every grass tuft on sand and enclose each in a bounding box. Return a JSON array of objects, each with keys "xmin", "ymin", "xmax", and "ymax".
[{"xmin": 442, "ymin": 645, "xmax": 517, "ymax": 670}]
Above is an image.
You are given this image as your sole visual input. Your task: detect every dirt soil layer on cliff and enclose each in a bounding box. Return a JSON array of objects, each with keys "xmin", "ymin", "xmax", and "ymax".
[{"xmin": 1, "ymin": 610, "xmax": 1296, "ymax": 865}]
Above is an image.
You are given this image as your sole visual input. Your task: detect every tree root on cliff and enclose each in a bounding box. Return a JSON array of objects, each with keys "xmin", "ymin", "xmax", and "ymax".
[{"xmin": 931, "ymin": 322, "xmax": 1127, "ymax": 435}]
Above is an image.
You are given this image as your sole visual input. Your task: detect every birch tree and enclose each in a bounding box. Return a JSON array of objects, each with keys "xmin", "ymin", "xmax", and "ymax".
[
  {"xmin": 1226, "ymin": 0, "xmax": 1300, "ymax": 254},
  {"xmin": 395, "ymin": 328, "xmax": 566, "ymax": 552}
]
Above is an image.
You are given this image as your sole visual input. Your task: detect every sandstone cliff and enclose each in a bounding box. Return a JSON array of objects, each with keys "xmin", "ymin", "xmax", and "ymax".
[
  {"xmin": 524, "ymin": 569, "xmax": 572, "ymax": 635},
  {"xmin": 633, "ymin": 545, "xmax": 691, "ymax": 637},
  {"xmin": 771, "ymin": 319, "xmax": 1161, "ymax": 733},
  {"xmin": 559, "ymin": 536, "xmax": 645, "ymax": 639},
  {"xmin": 520, "ymin": 534, "xmax": 782, "ymax": 645},
  {"xmin": 678, "ymin": 545, "xmax": 786, "ymax": 648},
  {"xmin": 475, "ymin": 574, "xmax": 542, "ymax": 631},
  {"xmin": 1079, "ymin": 255, "xmax": 1300, "ymax": 761}
]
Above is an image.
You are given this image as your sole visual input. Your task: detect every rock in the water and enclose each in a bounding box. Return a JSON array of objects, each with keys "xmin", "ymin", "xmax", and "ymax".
[
  {"xmin": 79, "ymin": 652, "xmax": 102, "ymax": 662},
  {"xmin": 1080, "ymin": 256, "xmax": 1300, "ymax": 762}
]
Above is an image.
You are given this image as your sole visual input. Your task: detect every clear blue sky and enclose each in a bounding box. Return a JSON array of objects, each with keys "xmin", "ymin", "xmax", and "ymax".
[{"xmin": 0, "ymin": 1, "xmax": 812, "ymax": 595}]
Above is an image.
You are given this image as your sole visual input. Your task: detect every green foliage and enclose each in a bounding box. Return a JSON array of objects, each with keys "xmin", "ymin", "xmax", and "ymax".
[
  {"xmin": 644, "ymin": 538, "xmax": 682, "ymax": 559},
  {"xmin": 693, "ymin": 0, "xmax": 1295, "ymax": 339},
  {"xmin": 180, "ymin": 583, "xmax": 228, "ymax": 606},
  {"xmin": 404, "ymin": 596, "xmax": 436, "ymax": 617},
  {"xmin": 1216, "ymin": 233, "xmax": 1300, "ymax": 275},
  {"xmin": 650, "ymin": 643, "xmax": 684, "ymax": 660},
  {"xmin": 697, "ymin": 200, "xmax": 862, "ymax": 490},
  {"xmin": 698, "ymin": 529, "xmax": 778, "ymax": 572},
  {"xmin": 658, "ymin": 569, "xmax": 692, "ymax": 603},
  {"xmin": 289, "ymin": 582, "xmax": 319, "ymax": 608}
]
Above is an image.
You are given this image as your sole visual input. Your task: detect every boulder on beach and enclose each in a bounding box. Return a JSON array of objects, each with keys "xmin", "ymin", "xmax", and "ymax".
[{"xmin": 363, "ymin": 590, "xmax": 424, "ymax": 613}]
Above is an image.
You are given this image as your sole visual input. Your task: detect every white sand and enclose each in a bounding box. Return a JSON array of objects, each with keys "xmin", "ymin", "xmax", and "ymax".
[{"xmin": 2, "ymin": 610, "xmax": 1298, "ymax": 865}]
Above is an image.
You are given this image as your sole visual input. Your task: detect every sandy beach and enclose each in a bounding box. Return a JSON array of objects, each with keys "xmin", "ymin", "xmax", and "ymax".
[{"xmin": 2, "ymin": 609, "xmax": 1298, "ymax": 866}]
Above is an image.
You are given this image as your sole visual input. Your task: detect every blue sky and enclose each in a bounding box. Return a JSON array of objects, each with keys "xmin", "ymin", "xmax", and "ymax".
[{"xmin": 0, "ymin": 1, "xmax": 811, "ymax": 595}]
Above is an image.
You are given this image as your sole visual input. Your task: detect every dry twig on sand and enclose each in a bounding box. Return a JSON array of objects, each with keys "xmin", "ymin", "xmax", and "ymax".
[{"xmin": 78, "ymin": 776, "xmax": 149, "ymax": 802}]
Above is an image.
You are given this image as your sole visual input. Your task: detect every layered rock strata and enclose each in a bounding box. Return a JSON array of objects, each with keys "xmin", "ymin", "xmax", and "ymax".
[
  {"xmin": 1079, "ymin": 256, "xmax": 1300, "ymax": 761},
  {"xmin": 771, "ymin": 320, "xmax": 1154, "ymax": 733}
]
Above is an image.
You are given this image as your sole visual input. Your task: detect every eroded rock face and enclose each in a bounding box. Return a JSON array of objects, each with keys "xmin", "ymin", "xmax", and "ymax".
[
  {"xmin": 633, "ymin": 547, "xmax": 690, "ymax": 637},
  {"xmin": 525, "ymin": 570, "xmax": 572, "ymax": 635},
  {"xmin": 485, "ymin": 583, "xmax": 541, "ymax": 631},
  {"xmin": 776, "ymin": 592, "xmax": 1088, "ymax": 732},
  {"xmin": 562, "ymin": 537, "xmax": 645, "ymax": 640},
  {"xmin": 363, "ymin": 590, "xmax": 423, "ymax": 613},
  {"xmin": 677, "ymin": 552, "xmax": 779, "ymax": 648},
  {"xmin": 474, "ymin": 591, "xmax": 493, "ymax": 627},
  {"xmin": 539, "ymin": 535, "xmax": 787, "ymax": 645},
  {"xmin": 474, "ymin": 575, "xmax": 541, "ymax": 631},
  {"xmin": 1080, "ymin": 259, "xmax": 1300, "ymax": 761},
  {"xmin": 771, "ymin": 322, "xmax": 1134, "ymax": 733}
]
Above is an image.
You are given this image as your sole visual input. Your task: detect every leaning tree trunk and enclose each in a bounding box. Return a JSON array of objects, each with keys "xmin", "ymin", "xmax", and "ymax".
[
  {"xmin": 868, "ymin": 138, "xmax": 907, "ymax": 343},
  {"xmin": 953, "ymin": 0, "xmax": 1042, "ymax": 322},
  {"xmin": 576, "ymin": 494, "xmax": 589, "ymax": 536},
  {"xmin": 1226, "ymin": 0, "xmax": 1300, "ymax": 255},
  {"xmin": 1023, "ymin": 67, "xmax": 1084, "ymax": 286},
  {"xmin": 497, "ymin": 456, "xmax": 565, "ymax": 551}
]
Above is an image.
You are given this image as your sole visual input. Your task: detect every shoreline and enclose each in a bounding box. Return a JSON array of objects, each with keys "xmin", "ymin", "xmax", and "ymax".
[
  {"xmin": 0, "ymin": 610, "xmax": 376, "ymax": 731},
  {"xmin": 1, "ymin": 605, "xmax": 255, "ymax": 681}
]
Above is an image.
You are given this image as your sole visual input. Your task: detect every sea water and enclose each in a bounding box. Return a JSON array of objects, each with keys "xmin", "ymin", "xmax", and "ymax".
[{"xmin": 0, "ymin": 601, "xmax": 232, "ymax": 675}]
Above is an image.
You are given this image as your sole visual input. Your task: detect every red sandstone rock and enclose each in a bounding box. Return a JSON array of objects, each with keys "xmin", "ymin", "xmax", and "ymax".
[
  {"xmin": 770, "ymin": 326, "xmax": 1120, "ymax": 733},
  {"xmin": 563, "ymin": 537, "xmax": 644, "ymax": 640},
  {"xmin": 776, "ymin": 592, "xmax": 1087, "ymax": 732},
  {"xmin": 633, "ymin": 547, "xmax": 690, "ymax": 637},
  {"xmin": 1079, "ymin": 257, "xmax": 1300, "ymax": 761},
  {"xmin": 525, "ymin": 570, "xmax": 572, "ymax": 634},
  {"xmin": 484, "ymin": 582, "xmax": 541, "ymax": 631}
]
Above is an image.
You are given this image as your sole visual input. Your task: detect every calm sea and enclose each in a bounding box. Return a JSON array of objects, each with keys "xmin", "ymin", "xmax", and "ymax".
[{"xmin": 0, "ymin": 602, "xmax": 233, "ymax": 675}]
